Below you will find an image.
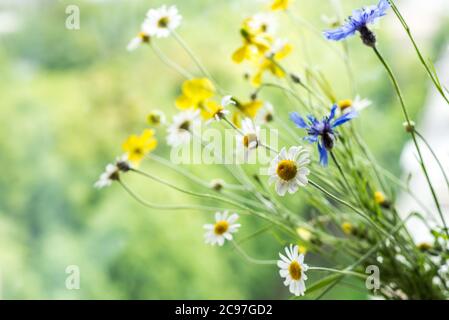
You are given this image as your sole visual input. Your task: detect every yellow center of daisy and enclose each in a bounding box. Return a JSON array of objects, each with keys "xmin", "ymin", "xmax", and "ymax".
[
  {"xmin": 276, "ymin": 160, "xmax": 297, "ymax": 181},
  {"xmin": 179, "ymin": 121, "xmax": 191, "ymax": 131},
  {"xmin": 338, "ymin": 99, "xmax": 353, "ymax": 111},
  {"xmin": 265, "ymin": 113, "xmax": 273, "ymax": 122},
  {"xmin": 288, "ymin": 261, "xmax": 302, "ymax": 281},
  {"xmin": 212, "ymin": 107, "xmax": 224, "ymax": 118},
  {"xmin": 148, "ymin": 114, "xmax": 160, "ymax": 125},
  {"xmin": 214, "ymin": 220, "xmax": 229, "ymax": 235},
  {"xmin": 158, "ymin": 17, "xmax": 170, "ymax": 28},
  {"xmin": 133, "ymin": 147, "xmax": 143, "ymax": 155},
  {"xmin": 138, "ymin": 32, "xmax": 150, "ymax": 43},
  {"xmin": 243, "ymin": 133, "xmax": 258, "ymax": 148}
]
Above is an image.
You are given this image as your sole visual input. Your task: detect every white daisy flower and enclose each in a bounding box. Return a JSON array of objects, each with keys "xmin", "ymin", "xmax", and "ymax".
[
  {"xmin": 278, "ymin": 244, "xmax": 309, "ymax": 296},
  {"xmin": 255, "ymin": 101, "xmax": 274, "ymax": 125},
  {"xmin": 147, "ymin": 110, "xmax": 167, "ymax": 126},
  {"xmin": 268, "ymin": 146, "xmax": 310, "ymax": 196},
  {"xmin": 338, "ymin": 95, "xmax": 371, "ymax": 114},
  {"xmin": 94, "ymin": 163, "xmax": 118, "ymax": 189},
  {"xmin": 127, "ymin": 21, "xmax": 151, "ymax": 51},
  {"xmin": 267, "ymin": 38, "xmax": 290, "ymax": 57},
  {"xmin": 94, "ymin": 155, "xmax": 131, "ymax": 189},
  {"xmin": 167, "ymin": 109, "xmax": 200, "ymax": 147},
  {"xmin": 248, "ymin": 13, "xmax": 277, "ymax": 35},
  {"xmin": 204, "ymin": 211, "xmax": 241, "ymax": 246},
  {"xmin": 145, "ymin": 5, "xmax": 182, "ymax": 38},
  {"xmin": 321, "ymin": 14, "xmax": 339, "ymax": 28},
  {"xmin": 236, "ymin": 118, "xmax": 260, "ymax": 161},
  {"xmin": 221, "ymin": 95, "xmax": 236, "ymax": 107},
  {"xmin": 209, "ymin": 178, "xmax": 225, "ymax": 192}
]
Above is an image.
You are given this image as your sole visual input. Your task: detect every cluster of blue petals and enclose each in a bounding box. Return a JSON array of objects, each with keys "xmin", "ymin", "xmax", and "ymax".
[
  {"xmin": 323, "ymin": 0, "xmax": 390, "ymax": 41},
  {"xmin": 290, "ymin": 105, "xmax": 357, "ymax": 166}
]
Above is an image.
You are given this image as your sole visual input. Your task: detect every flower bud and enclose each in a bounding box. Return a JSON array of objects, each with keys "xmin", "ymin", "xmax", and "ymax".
[
  {"xmin": 290, "ymin": 73, "xmax": 301, "ymax": 84},
  {"xmin": 403, "ymin": 120, "xmax": 415, "ymax": 133},
  {"xmin": 359, "ymin": 26, "xmax": 376, "ymax": 48}
]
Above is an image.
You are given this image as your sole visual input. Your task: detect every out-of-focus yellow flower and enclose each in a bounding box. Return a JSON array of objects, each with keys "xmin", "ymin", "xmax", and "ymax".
[
  {"xmin": 338, "ymin": 99, "xmax": 353, "ymax": 111},
  {"xmin": 374, "ymin": 191, "xmax": 386, "ymax": 205},
  {"xmin": 146, "ymin": 110, "xmax": 166, "ymax": 126},
  {"xmin": 341, "ymin": 222, "xmax": 353, "ymax": 235},
  {"xmin": 298, "ymin": 245, "xmax": 307, "ymax": 254},
  {"xmin": 232, "ymin": 20, "xmax": 272, "ymax": 64},
  {"xmin": 296, "ymin": 227, "xmax": 312, "ymax": 241},
  {"xmin": 417, "ymin": 242, "xmax": 432, "ymax": 252},
  {"xmin": 231, "ymin": 99, "xmax": 263, "ymax": 127},
  {"xmin": 270, "ymin": 0, "xmax": 293, "ymax": 11},
  {"xmin": 175, "ymin": 78, "xmax": 219, "ymax": 120},
  {"xmin": 122, "ymin": 129, "xmax": 157, "ymax": 166},
  {"xmin": 251, "ymin": 40, "xmax": 292, "ymax": 87},
  {"xmin": 201, "ymin": 101, "xmax": 228, "ymax": 122}
]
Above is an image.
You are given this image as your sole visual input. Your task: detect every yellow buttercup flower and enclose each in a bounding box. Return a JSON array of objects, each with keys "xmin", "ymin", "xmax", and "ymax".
[
  {"xmin": 175, "ymin": 78, "xmax": 220, "ymax": 120},
  {"xmin": 122, "ymin": 129, "xmax": 157, "ymax": 166},
  {"xmin": 296, "ymin": 227, "xmax": 312, "ymax": 241},
  {"xmin": 232, "ymin": 21, "xmax": 272, "ymax": 64},
  {"xmin": 374, "ymin": 191, "xmax": 386, "ymax": 205},
  {"xmin": 201, "ymin": 101, "xmax": 228, "ymax": 122},
  {"xmin": 270, "ymin": 0, "xmax": 293, "ymax": 11},
  {"xmin": 298, "ymin": 245, "xmax": 308, "ymax": 254},
  {"xmin": 251, "ymin": 40, "xmax": 292, "ymax": 87},
  {"xmin": 338, "ymin": 99, "xmax": 353, "ymax": 111},
  {"xmin": 231, "ymin": 99, "xmax": 263, "ymax": 127},
  {"xmin": 417, "ymin": 242, "xmax": 432, "ymax": 252},
  {"xmin": 146, "ymin": 110, "xmax": 166, "ymax": 127},
  {"xmin": 341, "ymin": 222, "xmax": 353, "ymax": 235}
]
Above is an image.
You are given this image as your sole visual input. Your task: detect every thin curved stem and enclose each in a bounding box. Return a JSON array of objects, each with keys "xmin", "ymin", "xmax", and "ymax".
[
  {"xmin": 389, "ymin": 0, "xmax": 449, "ymax": 105},
  {"xmin": 255, "ymin": 82, "xmax": 309, "ymax": 112},
  {"xmin": 131, "ymin": 168, "xmax": 297, "ymax": 237},
  {"xmin": 415, "ymin": 130, "xmax": 449, "ymax": 195},
  {"xmin": 329, "ymin": 150, "xmax": 357, "ymax": 202},
  {"xmin": 372, "ymin": 46, "xmax": 448, "ymax": 236},
  {"xmin": 268, "ymin": 58, "xmax": 328, "ymax": 107},
  {"xmin": 147, "ymin": 154, "xmax": 266, "ymax": 211},
  {"xmin": 131, "ymin": 168, "xmax": 248, "ymax": 211},
  {"xmin": 150, "ymin": 42, "xmax": 192, "ymax": 79},
  {"xmin": 232, "ymin": 241, "xmax": 277, "ymax": 265},
  {"xmin": 119, "ymin": 180, "xmax": 230, "ymax": 212},
  {"xmin": 172, "ymin": 31, "xmax": 224, "ymax": 94},
  {"xmin": 309, "ymin": 180, "xmax": 388, "ymax": 237},
  {"xmin": 309, "ymin": 267, "xmax": 366, "ymax": 279}
]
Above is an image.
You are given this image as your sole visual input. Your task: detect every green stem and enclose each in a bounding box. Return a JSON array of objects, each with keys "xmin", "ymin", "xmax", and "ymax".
[
  {"xmin": 372, "ymin": 46, "xmax": 448, "ymax": 237},
  {"xmin": 172, "ymin": 31, "xmax": 223, "ymax": 94},
  {"xmin": 119, "ymin": 180, "xmax": 230, "ymax": 212},
  {"xmin": 415, "ymin": 130, "xmax": 449, "ymax": 195},
  {"xmin": 351, "ymin": 126, "xmax": 389, "ymax": 194},
  {"xmin": 309, "ymin": 180, "xmax": 388, "ymax": 237},
  {"xmin": 256, "ymin": 82, "xmax": 309, "ymax": 112},
  {"xmin": 231, "ymin": 241, "xmax": 278, "ymax": 265},
  {"xmin": 268, "ymin": 58, "xmax": 328, "ymax": 107},
  {"xmin": 147, "ymin": 154, "xmax": 266, "ymax": 210},
  {"xmin": 132, "ymin": 169, "xmax": 296, "ymax": 237},
  {"xmin": 150, "ymin": 43, "xmax": 192, "ymax": 79},
  {"xmin": 389, "ymin": 0, "xmax": 449, "ymax": 105},
  {"xmin": 131, "ymin": 168, "xmax": 248, "ymax": 210},
  {"xmin": 329, "ymin": 150, "xmax": 357, "ymax": 201},
  {"xmin": 309, "ymin": 267, "xmax": 366, "ymax": 279}
]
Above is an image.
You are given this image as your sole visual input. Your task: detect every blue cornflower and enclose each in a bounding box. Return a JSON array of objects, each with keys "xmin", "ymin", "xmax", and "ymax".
[
  {"xmin": 290, "ymin": 105, "xmax": 357, "ymax": 166},
  {"xmin": 323, "ymin": 0, "xmax": 390, "ymax": 47}
]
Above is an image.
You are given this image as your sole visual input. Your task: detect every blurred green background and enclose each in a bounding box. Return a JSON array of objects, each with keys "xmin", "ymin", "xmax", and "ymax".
[{"xmin": 0, "ymin": 0, "xmax": 447, "ymax": 299}]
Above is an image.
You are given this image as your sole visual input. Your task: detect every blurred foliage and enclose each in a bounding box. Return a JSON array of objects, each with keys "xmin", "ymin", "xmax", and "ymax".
[{"xmin": 0, "ymin": 0, "xmax": 446, "ymax": 299}]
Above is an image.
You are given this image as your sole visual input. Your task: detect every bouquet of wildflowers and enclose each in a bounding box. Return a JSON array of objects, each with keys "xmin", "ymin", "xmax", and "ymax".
[{"xmin": 96, "ymin": 0, "xmax": 449, "ymax": 299}]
